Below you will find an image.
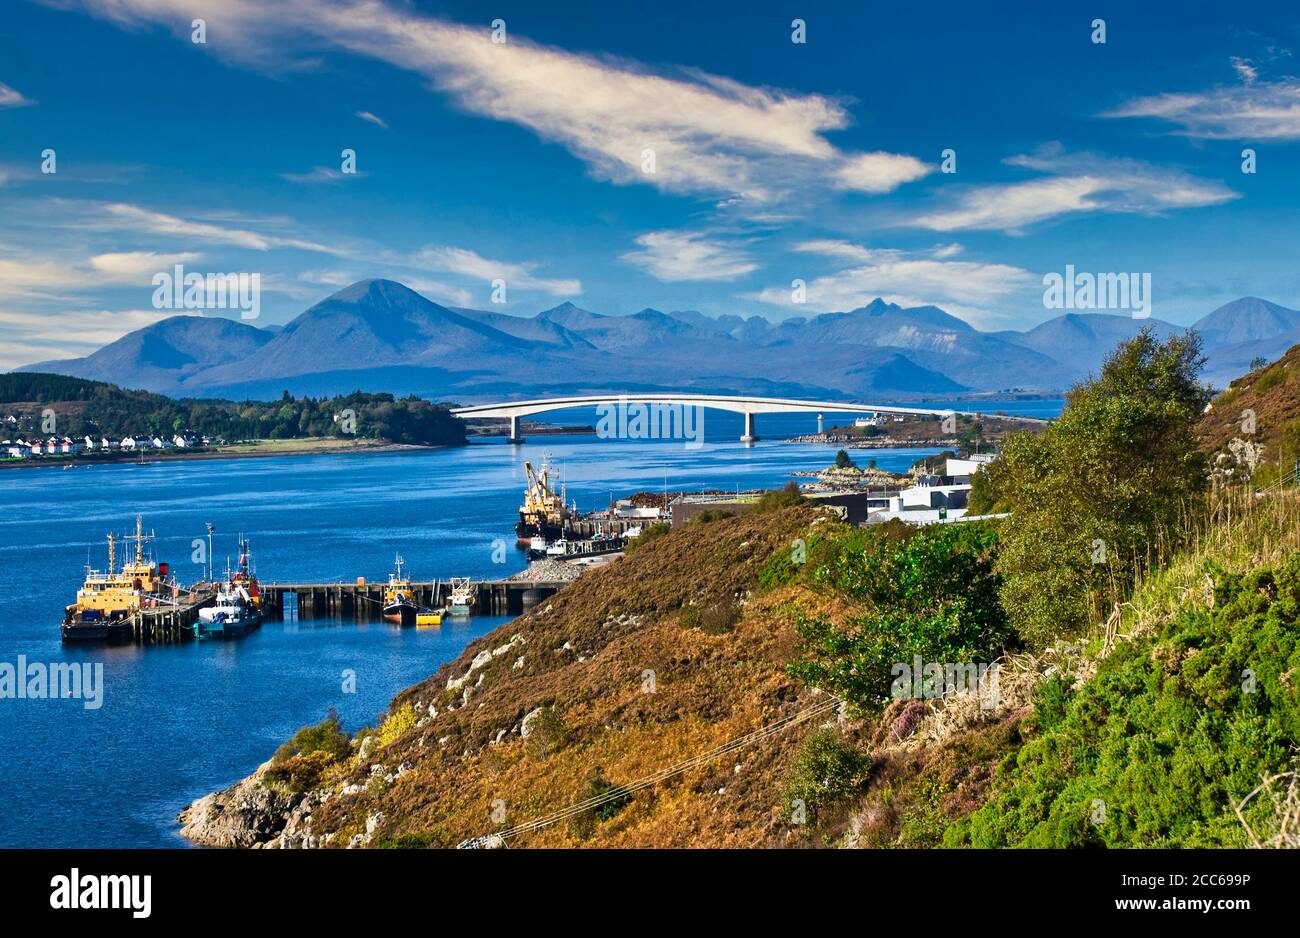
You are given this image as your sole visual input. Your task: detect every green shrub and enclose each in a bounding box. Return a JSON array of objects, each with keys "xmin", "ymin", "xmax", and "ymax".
[
  {"xmin": 948, "ymin": 553, "xmax": 1300, "ymax": 847},
  {"xmin": 681, "ymin": 599, "xmax": 741, "ymax": 634},
  {"xmin": 784, "ymin": 729, "xmax": 868, "ymax": 821},
  {"xmin": 263, "ymin": 709, "xmax": 353, "ymax": 794},
  {"xmin": 745, "ymin": 482, "xmax": 805, "ymax": 514},
  {"xmin": 571, "ymin": 767, "xmax": 631, "ymax": 839},
  {"xmin": 271, "ymin": 708, "xmax": 351, "ymax": 764},
  {"xmin": 787, "ymin": 521, "xmax": 1013, "ymax": 711},
  {"xmin": 625, "ymin": 522, "xmax": 670, "ymax": 552},
  {"xmin": 690, "ymin": 508, "xmax": 737, "ymax": 524},
  {"xmin": 524, "ymin": 706, "xmax": 570, "ymax": 761}
]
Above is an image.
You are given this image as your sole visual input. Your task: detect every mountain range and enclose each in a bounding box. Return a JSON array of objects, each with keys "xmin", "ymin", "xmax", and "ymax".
[{"xmin": 17, "ymin": 281, "xmax": 1300, "ymax": 402}]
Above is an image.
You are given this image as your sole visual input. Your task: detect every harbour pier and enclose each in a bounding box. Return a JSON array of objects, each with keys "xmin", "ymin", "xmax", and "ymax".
[
  {"xmin": 259, "ymin": 579, "xmax": 568, "ymax": 621},
  {"xmin": 132, "ymin": 592, "xmax": 215, "ymax": 642}
]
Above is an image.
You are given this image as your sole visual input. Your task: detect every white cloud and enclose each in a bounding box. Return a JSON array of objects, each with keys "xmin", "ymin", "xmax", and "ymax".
[
  {"xmin": 89, "ymin": 251, "xmax": 202, "ymax": 277},
  {"xmin": 912, "ymin": 176, "xmax": 1103, "ymax": 232},
  {"xmin": 94, "ymin": 203, "xmax": 340, "ymax": 253},
  {"xmin": 908, "ymin": 147, "xmax": 1236, "ymax": 232},
  {"xmin": 355, "ymin": 110, "xmax": 387, "ymax": 128},
  {"xmin": 748, "ymin": 242, "xmax": 1033, "ymax": 323},
  {"xmin": 835, "ymin": 152, "xmax": 932, "ymax": 193},
  {"xmin": 68, "ymin": 0, "xmax": 927, "ymax": 205},
  {"xmin": 0, "ymin": 82, "xmax": 32, "ymax": 108},
  {"xmin": 621, "ymin": 230, "xmax": 759, "ymax": 282},
  {"xmin": 1230, "ymin": 56, "xmax": 1259, "ymax": 85},
  {"xmin": 281, "ymin": 166, "xmax": 362, "ymax": 184},
  {"xmin": 413, "ymin": 246, "xmax": 580, "ymax": 296},
  {"xmin": 1104, "ymin": 73, "xmax": 1300, "ymax": 140}
]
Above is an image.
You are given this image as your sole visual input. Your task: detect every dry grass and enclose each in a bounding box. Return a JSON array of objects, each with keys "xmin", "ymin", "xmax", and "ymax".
[{"xmin": 298, "ymin": 506, "xmax": 846, "ymax": 848}]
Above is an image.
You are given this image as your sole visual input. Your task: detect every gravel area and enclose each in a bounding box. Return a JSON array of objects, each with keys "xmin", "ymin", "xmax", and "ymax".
[{"xmin": 509, "ymin": 558, "xmax": 586, "ymax": 582}]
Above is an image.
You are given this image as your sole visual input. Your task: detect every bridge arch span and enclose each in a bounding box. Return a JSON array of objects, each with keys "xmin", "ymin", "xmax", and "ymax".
[{"xmin": 450, "ymin": 393, "xmax": 1014, "ymax": 444}]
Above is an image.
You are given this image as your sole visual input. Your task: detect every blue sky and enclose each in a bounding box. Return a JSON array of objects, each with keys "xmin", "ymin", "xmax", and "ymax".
[{"xmin": 2, "ymin": 0, "xmax": 1300, "ymax": 367}]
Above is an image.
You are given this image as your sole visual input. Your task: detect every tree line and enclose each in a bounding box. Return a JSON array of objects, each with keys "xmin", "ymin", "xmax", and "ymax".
[{"xmin": 0, "ymin": 373, "xmax": 467, "ymax": 447}]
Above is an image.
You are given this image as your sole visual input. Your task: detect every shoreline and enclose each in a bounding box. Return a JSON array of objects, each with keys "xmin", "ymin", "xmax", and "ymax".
[{"xmin": 0, "ymin": 439, "xmax": 461, "ymax": 470}]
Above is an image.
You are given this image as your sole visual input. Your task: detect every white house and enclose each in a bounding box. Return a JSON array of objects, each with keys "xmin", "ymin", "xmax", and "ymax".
[
  {"xmin": 5, "ymin": 445, "xmax": 29, "ymax": 459},
  {"xmin": 945, "ymin": 453, "xmax": 997, "ymax": 484},
  {"xmin": 151, "ymin": 436, "xmax": 169, "ymax": 449},
  {"xmin": 120, "ymin": 436, "xmax": 137, "ymax": 450}
]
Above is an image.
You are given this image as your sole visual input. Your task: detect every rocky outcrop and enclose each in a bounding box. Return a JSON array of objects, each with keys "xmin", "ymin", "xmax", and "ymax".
[{"xmin": 178, "ymin": 759, "xmax": 317, "ymax": 848}]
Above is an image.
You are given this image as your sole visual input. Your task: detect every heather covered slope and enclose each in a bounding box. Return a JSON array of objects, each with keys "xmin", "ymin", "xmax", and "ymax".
[
  {"xmin": 181, "ymin": 505, "xmax": 844, "ymax": 848},
  {"xmin": 1198, "ymin": 341, "xmax": 1300, "ymax": 484}
]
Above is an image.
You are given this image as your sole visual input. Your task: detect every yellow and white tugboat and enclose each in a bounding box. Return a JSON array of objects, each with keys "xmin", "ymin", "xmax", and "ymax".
[
  {"xmin": 62, "ymin": 516, "xmax": 173, "ymax": 643},
  {"xmin": 382, "ymin": 554, "xmax": 420, "ymax": 626}
]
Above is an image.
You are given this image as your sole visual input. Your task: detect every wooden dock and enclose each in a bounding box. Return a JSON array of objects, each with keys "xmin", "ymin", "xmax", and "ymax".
[
  {"xmin": 128, "ymin": 590, "xmax": 215, "ymax": 643},
  {"xmin": 259, "ymin": 579, "xmax": 568, "ymax": 620}
]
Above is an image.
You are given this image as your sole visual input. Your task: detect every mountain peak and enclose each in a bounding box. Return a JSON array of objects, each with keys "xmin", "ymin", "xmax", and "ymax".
[
  {"xmin": 1193, "ymin": 296, "xmax": 1300, "ymax": 347},
  {"xmin": 326, "ymin": 278, "xmax": 425, "ymax": 305}
]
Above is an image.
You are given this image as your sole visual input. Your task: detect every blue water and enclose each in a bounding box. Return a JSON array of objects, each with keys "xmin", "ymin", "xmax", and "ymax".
[{"xmin": 0, "ymin": 403, "xmax": 1062, "ymax": 847}]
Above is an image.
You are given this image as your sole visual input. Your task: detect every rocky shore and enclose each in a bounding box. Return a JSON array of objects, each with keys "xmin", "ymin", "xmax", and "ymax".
[{"xmin": 178, "ymin": 760, "xmax": 312, "ymax": 849}]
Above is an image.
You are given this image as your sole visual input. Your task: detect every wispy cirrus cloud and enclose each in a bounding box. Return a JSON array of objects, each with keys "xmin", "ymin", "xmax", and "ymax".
[
  {"xmin": 413, "ymin": 246, "xmax": 580, "ymax": 296},
  {"xmin": 355, "ymin": 110, "xmax": 387, "ymax": 128},
  {"xmin": 91, "ymin": 202, "xmax": 341, "ymax": 253},
  {"xmin": 0, "ymin": 81, "xmax": 32, "ymax": 108},
  {"xmin": 89, "ymin": 251, "xmax": 202, "ymax": 277},
  {"xmin": 621, "ymin": 230, "xmax": 759, "ymax": 282},
  {"xmin": 908, "ymin": 146, "xmax": 1236, "ymax": 233},
  {"xmin": 281, "ymin": 166, "xmax": 367, "ymax": 184},
  {"xmin": 1103, "ymin": 68, "xmax": 1300, "ymax": 140},
  {"xmin": 67, "ymin": 0, "xmax": 930, "ymax": 206}
]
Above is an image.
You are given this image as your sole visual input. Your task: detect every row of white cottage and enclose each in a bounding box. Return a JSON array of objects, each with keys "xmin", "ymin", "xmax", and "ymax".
[{"xmin": 4, "ymin": 435, "xmax": 207, "ymax": 458}]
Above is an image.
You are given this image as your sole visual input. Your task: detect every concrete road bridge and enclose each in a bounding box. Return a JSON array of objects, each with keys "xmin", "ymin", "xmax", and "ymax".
[{"xmin": 451, "ymin": 393, "xmax": 1041, "ymax": 443}]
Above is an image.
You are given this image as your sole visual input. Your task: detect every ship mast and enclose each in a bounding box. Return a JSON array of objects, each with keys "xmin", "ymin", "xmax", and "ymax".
[
  {"xmin": 107, "ymin": 532, "xmax": 115, "ymax": 575},
  {"xmin": 131, "ymin": 513, "xmax": 145, "ymax": 565}
]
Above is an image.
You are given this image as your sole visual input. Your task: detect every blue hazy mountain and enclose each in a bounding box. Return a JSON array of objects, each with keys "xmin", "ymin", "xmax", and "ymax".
[
  {"xmin": 20, "ymin": 315, "xmax": 274, "ymax": 391},
  {"xmin": 16, "ymin": 280, "xmax": 1300, "ymax": 400}
]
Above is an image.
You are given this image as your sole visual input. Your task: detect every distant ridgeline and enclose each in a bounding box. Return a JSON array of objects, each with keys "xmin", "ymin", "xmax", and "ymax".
[{"xmin": 0, "ymin": 373, "xmax": 466, "ymax": 446}]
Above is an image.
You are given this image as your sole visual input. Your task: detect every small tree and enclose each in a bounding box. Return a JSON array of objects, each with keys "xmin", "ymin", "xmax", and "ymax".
[
  {"xmin": 834, "ymin": 449, "xmax": 856, "ymax": 469},
  {"xmin": 990, "ymin": 329, "xmax": 1210, "ymax": 647}
]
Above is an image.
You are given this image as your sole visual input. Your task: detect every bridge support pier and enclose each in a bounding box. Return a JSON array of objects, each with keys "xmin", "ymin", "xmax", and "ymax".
[
  {"xmin": 508, "ymin": 414, "xmax": 525, "ymax": 445},
  {"xmin": 740, "ymin": 412, "xmax": 759, "ymax": 444}
]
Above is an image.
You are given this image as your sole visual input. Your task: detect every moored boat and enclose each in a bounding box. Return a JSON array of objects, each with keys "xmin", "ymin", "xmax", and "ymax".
[
  {"xmin": 447, "ymin": 577, "xmax": 476, "ymax": 616},
  {"xmin": 195, "ymin": 539, "xmax": 262, "ymax": 640},
  {"xmin": 194, "ymin": 581, "xmax": 261, "ymax": 639},
  {"xmin": 515, "ymin": 456, "xmax": 575, "ymax": 543},
  {"xmin": 382, "ymin": 554, "xmax": 419, "ymax": 626},
  {"xmin": 61, "ymin": 516, "xmax": 174, "ymax": 643}
]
